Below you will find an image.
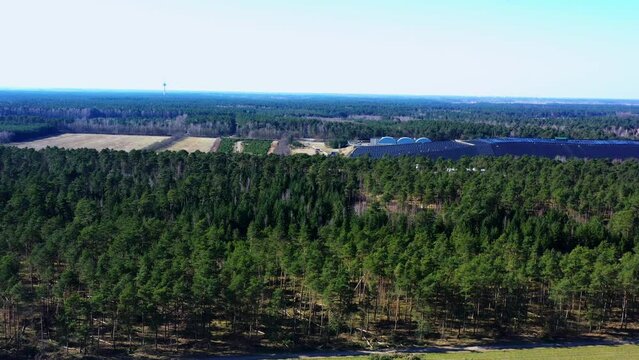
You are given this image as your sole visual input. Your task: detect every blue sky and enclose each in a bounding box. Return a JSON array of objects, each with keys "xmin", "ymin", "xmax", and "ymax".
[{"xmin": 1, "ymin": 0, "xmax": 637, "ymax": 98}]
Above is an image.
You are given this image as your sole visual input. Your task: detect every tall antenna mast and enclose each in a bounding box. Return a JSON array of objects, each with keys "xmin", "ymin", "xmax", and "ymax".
[{"xmin": 163, "ymin": 82, "xmax": 167, "ymax": 96}]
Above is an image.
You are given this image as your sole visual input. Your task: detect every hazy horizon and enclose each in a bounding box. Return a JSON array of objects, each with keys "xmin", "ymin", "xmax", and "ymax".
[
  {"xmin": 1, "ymin": 1, "xmax": 638, "ymax": 99},
  {"xmin": 2, "ymin": 87, "xmax": 639, "ymax": 103}
]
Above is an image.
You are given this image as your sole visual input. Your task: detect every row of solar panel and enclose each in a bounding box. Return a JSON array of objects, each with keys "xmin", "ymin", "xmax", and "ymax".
[
  {"xmin": 473, "ymin": 138, "xmax": 639, "ymax": 145},
  {"xmin": 351, "ymin": 138, "xmax": 639, "ymax": 160},
  {"xmin": 489, "ymin": 143, "xmax": 639, "ymax": 159},
  {"xmin": 352, "ymin": 141, "xmax": 476, "ymax": 159}
]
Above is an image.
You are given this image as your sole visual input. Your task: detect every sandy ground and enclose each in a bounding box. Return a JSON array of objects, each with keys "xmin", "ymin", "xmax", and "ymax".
[
  {"xmin": 339, "ymin": 145, "xmax": 356, "ymax": 156},
  {"xmin": 267, "ymin": 140, "xmax": 279, "ymax": 155},
  {"xmin": 290, "ymin": 140, "xmax": 355, "ymax": 156},
  {"xmin": 210, "ymin": 138, "xmax": 222, "ymax": 153},
  {"xmin": 9, "ymin": 133, "xmax": 170, "ymax": 151},
  {"xmin": 291, "ymin": 141, "xmax": 325, "ymax": 155},
  {"xmin": 233, "ymin": 140, "xmax": 244, "ymax": 153},
  {"xmin": 166, "ymin": 137, "xmax": 219, "ymax": 153},
  {"xmin": 291, "ymin": 147, "xmax": 319, "ymax": 155}
]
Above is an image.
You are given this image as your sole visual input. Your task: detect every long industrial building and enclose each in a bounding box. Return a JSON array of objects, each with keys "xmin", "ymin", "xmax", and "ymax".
[{"xmin": 350, "ymin": 137, "xmax": 639, "ymax": 160}]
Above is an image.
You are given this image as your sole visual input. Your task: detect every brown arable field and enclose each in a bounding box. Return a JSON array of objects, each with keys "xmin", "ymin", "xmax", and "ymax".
[
  {"xmin": 165, "ymin": 136, "xmax": 219, "ymax": 152},
  {"xmin": 10, "ymin": 133, "xmax": 170, "ymax": 151}
]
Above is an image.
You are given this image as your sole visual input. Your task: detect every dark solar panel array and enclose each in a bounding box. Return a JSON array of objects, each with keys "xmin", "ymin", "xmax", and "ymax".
[
  {"xmin": 350, "ymin": 138, "xmax": 639, "ymax": 160},
  {"xmin": 473, "ymin": 142, "xmax": 495, "ymax": 156},
  {"xmin": 486, "ymin": 142, "xmax": 639, "ymax": 159},
  {"xmin": 474, "ymin": 138, "xmax": 639, "ymax": 146},
  {"xmin": 351, "ymin": 141, "xmax": 478, "ymax": 159}
]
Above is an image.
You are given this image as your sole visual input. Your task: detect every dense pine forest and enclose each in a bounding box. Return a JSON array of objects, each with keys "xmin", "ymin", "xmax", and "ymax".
[
  {"xmin": 1, "ymin": 146, "xmax": 639, "ymax": 357},
  {"xmin": 1, "ymin": 91, "xmax": 639, "ymax": 142}
]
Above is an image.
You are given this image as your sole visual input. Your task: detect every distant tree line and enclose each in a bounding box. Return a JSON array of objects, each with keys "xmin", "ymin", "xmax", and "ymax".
[
  {"xmin": 1, "ymin": 147, "xmax": 639, "ymax": 357},
  {"xmin": 0, "ymin": 116, "xmax": 59, "ymax": 143},
  {"xmin": 1, "ymin": 91, "xmax": 639, "ymax": 143}
]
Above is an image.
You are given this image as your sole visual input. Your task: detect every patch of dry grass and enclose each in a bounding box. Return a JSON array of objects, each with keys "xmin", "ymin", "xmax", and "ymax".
[
  {"xmin": 310, "ymin": 344, "xmax": 639, "ymax": 360},
  {"xmin": 10, "ymin": 133, "xmax": 170, "ymax": 151},
  {"xmin": 165, "ymin": 137, "xmax": 219, "ymax": 152}
]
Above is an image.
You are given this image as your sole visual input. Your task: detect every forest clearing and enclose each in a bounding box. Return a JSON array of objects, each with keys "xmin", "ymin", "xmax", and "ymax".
[
  {"xmin": 215, "ymin": 138, "xmax": 274, "ymax": 155},
  {"xmin": 290, "ymin": 139, "xmax": 354, "ymax": 156},
  {"xmin": 9, "ymin": 133, "xmax": 170, "ymax": 151},
  {"xmin": 7, "ymin": 134, "xmax": 277, "ymax": 155},
  {"xmin": 267, "ymin": 140, "xmax": 279, "ymax": 154},
  {"xmin": 165, "ymin": 136, "xmax": 220, "ymax": 152}
]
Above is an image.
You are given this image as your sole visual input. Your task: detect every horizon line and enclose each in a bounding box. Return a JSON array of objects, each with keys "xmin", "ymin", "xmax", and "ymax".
[{"xmin": 1, "ymin": 86, "xmax": 638, "ymax": 103}]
